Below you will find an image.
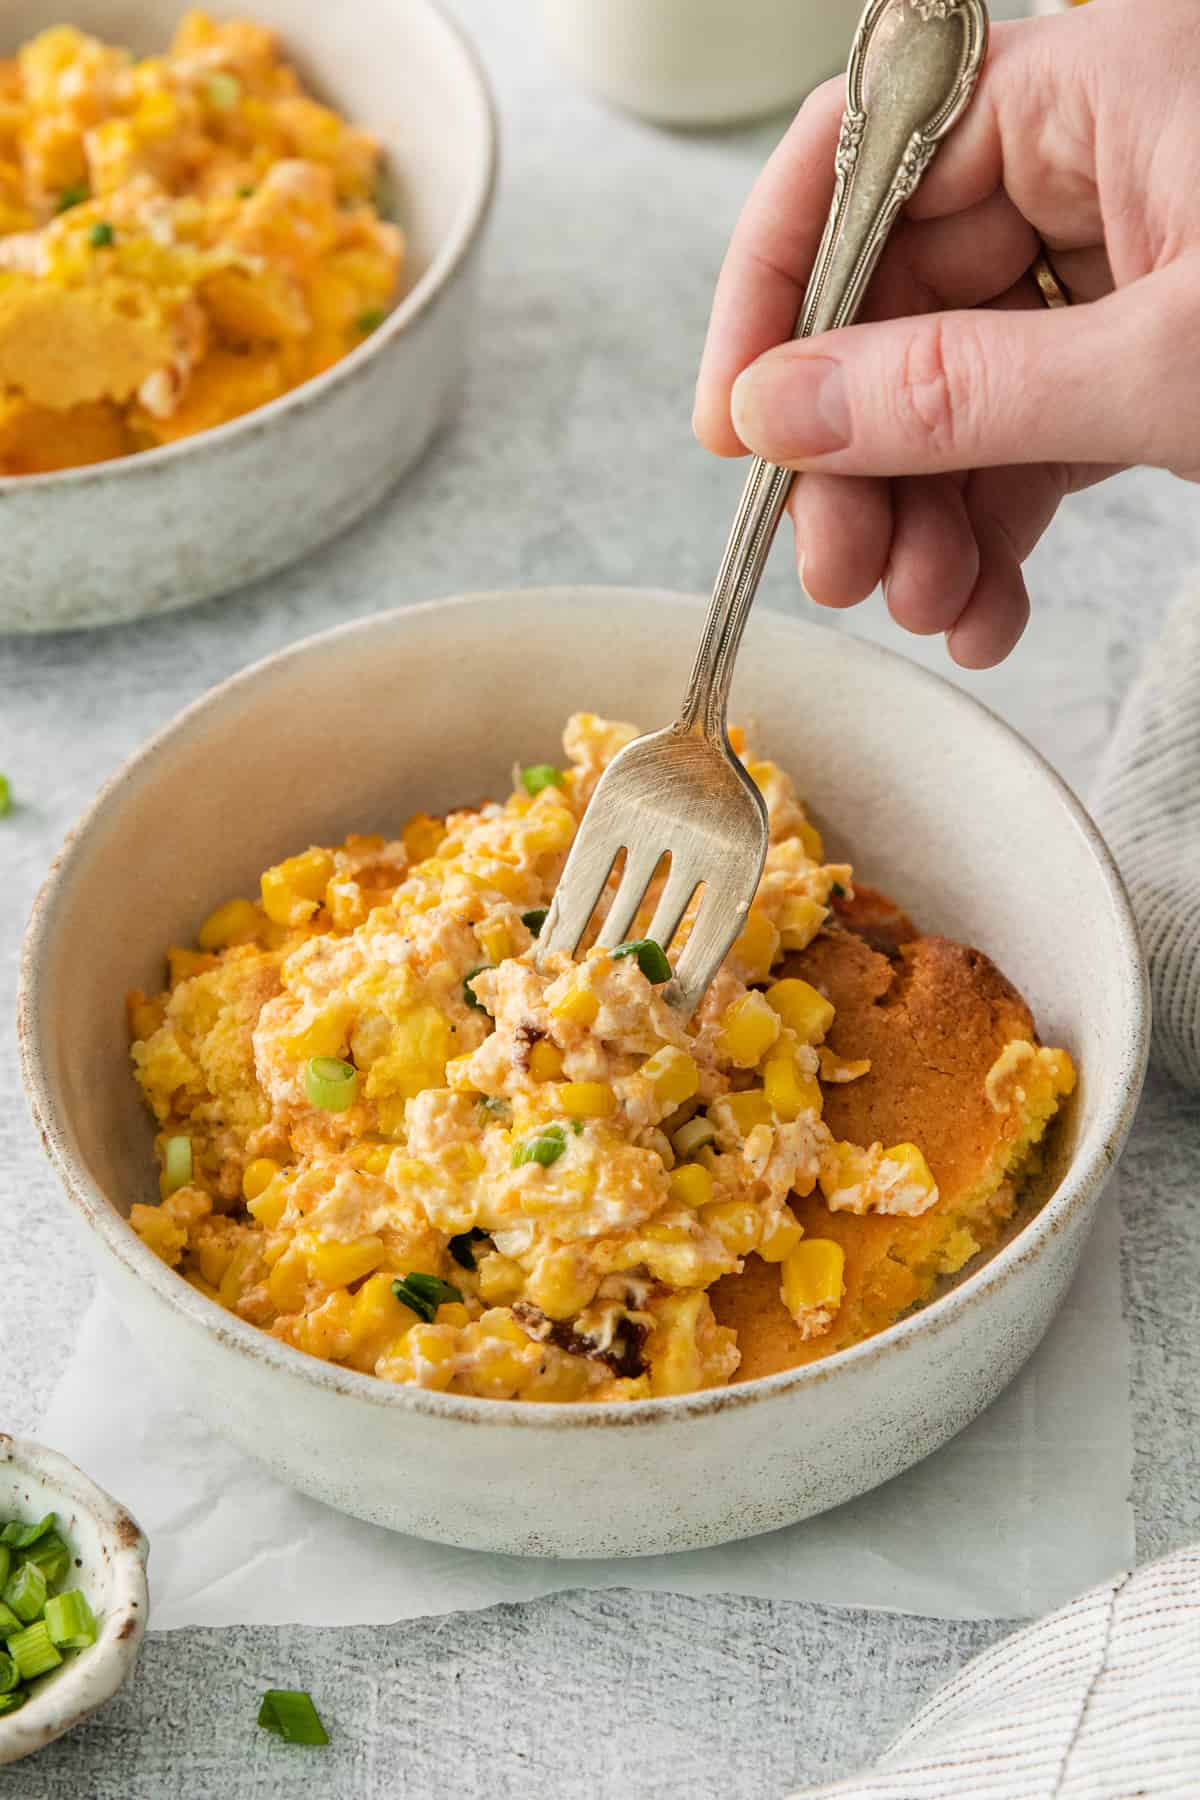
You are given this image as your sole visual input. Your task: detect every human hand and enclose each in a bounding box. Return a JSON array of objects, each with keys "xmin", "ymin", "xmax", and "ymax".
[{"xmin": 694, "ymin": 0, "xmax": 1200, "ymax": 667}]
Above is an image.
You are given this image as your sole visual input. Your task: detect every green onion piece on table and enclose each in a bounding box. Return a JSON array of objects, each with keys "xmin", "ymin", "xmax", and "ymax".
[
  {"xmin": 8, "ymin": 1620, "xmax": 61, "ymax": 1682},
  {"xmin": 161, "ymin": 1135, "xmax": 192, "ymax": 1196},
  {"xmin": 0, "ymin": 1653, "xmax": 18, "ymax": 1694},
  {"xmin": 257, "ymin": 1689, "xmax": 330, "ymax": 1745},
  {"xmin": 521, "ymin": 908, "xmax": 548, "ymax": 935},
  {"xmin": 511, "ymin": 1123, "xmax": 568, "ymax": 1168},
  {"xmin": 519, "ymin": 764, "xmax": 564, "ymax": 796},
  {"xmin": 22, "ymin": 1532, "xmax": 70, "ymax": 1587},
  {"xmin": 0, "ymin": 1692, "xmax": 26, "ymax": 1716},
  {"xmin": 0, "ymin": 1513, "xmax": 55, "ymax": 1549},
  {"xmin": 3, "ymin": 1560, "xmax": 47, "ymax": 1623},
  {"xmin": 303, "ymin": 1057, "xmax": 359, "ymax": 1113},
  {"xmin": 391, "ymin": 1272, "xmax": 463, "ymax": 1323},
  {"xmin": 610, "ymin": 938, "xmax": 672, "ymax": 983},
  {"xmin": 44, "ymin": 1590, "xmax": 97, "ymax": 1650},
  {"xmin": 462, "ymin": 966, "xmax": 493, "ymax": 1012},
  {"xmin": 671, "ymin": 1115, "xmax": 716, "ymax": 1158},
  {"xmin": 0, "ymin": 774, "xmax": 10, "ymax": 816}
]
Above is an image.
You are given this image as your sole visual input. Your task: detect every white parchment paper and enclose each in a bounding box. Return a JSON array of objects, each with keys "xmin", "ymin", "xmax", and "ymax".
[{"xmin": 40, "ymin": 1195, "xmax": 1133, "ymax": 1629}]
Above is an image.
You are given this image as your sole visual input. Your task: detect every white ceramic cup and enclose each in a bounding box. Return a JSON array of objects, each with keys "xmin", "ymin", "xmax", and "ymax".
[{"xmin": 539, "ymin": 0, "xmax": 864, "ymax": 127}]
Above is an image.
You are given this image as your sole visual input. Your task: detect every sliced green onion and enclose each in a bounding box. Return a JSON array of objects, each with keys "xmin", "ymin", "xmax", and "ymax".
[
  {"xmin": 236, "ymin": 182, "xmax": 256, "ymax": 198},
  {"xmin": 0, "ymin": 1654, "xmax": 17, "ymax": 1693},
  {"xmin": 521, "ymin": 908, "xmax": 548, "ymax": 935},
  {"xmin": 22, "ymin": 1531, "xmax": 70, "ymax": 1587},
  {"xmin": 568, "ymin": 1118, "xmax": 584, "ymax": 1135},
  {"xmin": 462, "ymin": 966, "xmax": 493, "ymax": 1013},
  {"xmin": 89, "ymin": 220, "xmax": 114, "ymax": 247},
  {"xmin": 258, "ymin": 1688, "xmax": 329, "ymax": 1746},
  {"xmin": 611, "ymin": 938, "xmax": 672, "ymax": 983},
  {"xmin": 391, "ymin": 1272, "xmax": 463, "ymax": 1323},
  {"xmin": 3, "ymin": 1561, "xmax": 46, "ymax": 1623},
  {"xmin": 831, "ymin": 882, "xmax": 846, "ymax": 898},
  {"xmin": 0, "ymin": 1601, "xmax": 23, "ymax": 1635},
  {"xmin": 478, "ymin": 1095, "xmax": 509, "ymax": 1118},
  {"xmin": 671, "ymin": 1114, "xmax": 716, "ymax": 1158},
  {"xmin": 0, "ymin": 774, "xmax": 10, "ymax": 816},
  {"xmin": 520, "ymin": 764, "xmax": 564, "ymax": 796},
  {"xmin": 44, "ymin": 1590, "xmax": 97, "ymax": 1650},
  {"xmin": 55, "ymin": 184, "xmax": 88, "ymax": 213},
  {"xmin": 0, "ymin": 1692, "xmax": 26, "ymax": 1715},
  {"xmin": 162, "ymin": 1135, "xmax": 192, "ymax": 1196},
  {"xmin": 448, "ymin": 1228, "xmax": 488, "ymax": 1270},
  {"xmin": 355, "ymin": 307, "xmax": 386, "ymax": 334},
  {"xmin": 0, "ymin": 1547, "xmax": 9, "ymax": 1590},
  {"xmin": 511, "ymin": 1123, "xmax": 568, "ymax": 1169},
  {"xmin": 206, "ymin": 71, "xmax": 241, "ymax": 109},
  {"xmin": 8, "ymin": 1620, "xmax": 61, "ymax": 1681},
  {"xmin": 304, "ymin": 1057, "xmax": 359, "ymax": 1113},
  {"xmin": 0, "ymin": 1513, "xmax": 55, "ymax": 1550}
]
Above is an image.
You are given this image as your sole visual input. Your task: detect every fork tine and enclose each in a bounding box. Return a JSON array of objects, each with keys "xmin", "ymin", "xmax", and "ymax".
[
  {"xmin": 538, "ymin": 834, "xmax": 623, "ymax": 959},
  {"xmin": 594, "ymin": 845, "xmax": 667, "ymax": 950},
  {"xmin": 665, "ymin": 881, "xmax": 749, "ymax": 1019},
  {"xmin": 646, "ymin": 863, "xmax": 702, "ymax": 955}
]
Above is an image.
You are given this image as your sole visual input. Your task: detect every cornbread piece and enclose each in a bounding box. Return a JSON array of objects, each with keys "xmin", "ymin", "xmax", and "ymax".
[{"xmin": 713, "ymin": 926, "xmax": 1069, "ymax": 1378}]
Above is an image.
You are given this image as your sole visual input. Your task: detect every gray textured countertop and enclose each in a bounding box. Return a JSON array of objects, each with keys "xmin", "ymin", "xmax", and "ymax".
[{"xmin": 2, "ymin": 2, "xmax": 1198, "ymax": 1793}]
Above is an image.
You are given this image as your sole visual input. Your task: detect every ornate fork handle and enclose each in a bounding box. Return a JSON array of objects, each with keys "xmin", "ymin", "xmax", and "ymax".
[{"xmin": 679, "ymin": 0, "xmax": 989, "ymax": 744}]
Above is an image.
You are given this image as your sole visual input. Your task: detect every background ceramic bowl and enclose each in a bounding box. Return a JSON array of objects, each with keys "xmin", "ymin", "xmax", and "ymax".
[
  {"xmin": 19, "ymin": 589, "xmax": 1148, "ymax": 1557},
  {"xmin": 0, "ymin": 1436, "xmax": 148, "ymax": 1767},
  {"xmin": 0, "ymin": 0, "xmax": 495, "ymax": 634}
]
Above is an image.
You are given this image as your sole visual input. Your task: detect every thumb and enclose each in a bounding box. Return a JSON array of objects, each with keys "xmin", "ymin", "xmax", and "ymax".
[{"xmin": 729, "ymin": 267, "xmax": 1199, "ymax": 478}]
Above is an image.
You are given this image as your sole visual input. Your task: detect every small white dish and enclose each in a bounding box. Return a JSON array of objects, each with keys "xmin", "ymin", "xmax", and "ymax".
[
  {"xmin": 18, "ymin": 588, "xmax": 1148, "ymax": 1558},
  {"xmin": 0, "ymin": 1435, "xmax": 148, "ymax": 1767},
  {"xmin": 0, "ymin": 0, "xmax": 496, "ymax": 633}
]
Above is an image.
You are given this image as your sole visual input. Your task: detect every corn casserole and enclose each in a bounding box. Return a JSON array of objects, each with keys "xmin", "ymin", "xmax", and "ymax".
[
  {"xmin": 0, "ymin": 11, "xmax": 401, "ymax": 474},
  {"xmin": 127, "ymin": 714, "xmax": 1075, "ymax": 1403}
]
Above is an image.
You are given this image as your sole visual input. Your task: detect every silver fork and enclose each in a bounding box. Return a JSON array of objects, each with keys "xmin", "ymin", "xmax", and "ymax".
[{"xmin": 538, "ymin": 0, "xmax": 988, "ymax": 1019}]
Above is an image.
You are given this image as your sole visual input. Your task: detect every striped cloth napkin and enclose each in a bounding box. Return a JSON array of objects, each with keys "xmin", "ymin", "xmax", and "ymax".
[{"xmin": 793, "ymin": 588, "xmax": 1200, "ymax": 1797}]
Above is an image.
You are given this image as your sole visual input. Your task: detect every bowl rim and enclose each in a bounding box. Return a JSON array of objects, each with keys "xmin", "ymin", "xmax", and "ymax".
[
  {"xmin": 18, "ymin": 586, "xmax": 1150, "ymax": 1432},
  {"xmin": 0, "ymin": 0, "xmax": 498, "ymax": 494},
  {"xmin": 0, "ymin": 1434, "xmax": 148, "ymax": 1767}
]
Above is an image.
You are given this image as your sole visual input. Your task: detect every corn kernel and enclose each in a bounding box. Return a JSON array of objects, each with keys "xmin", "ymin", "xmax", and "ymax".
[
  {"xmin": 352, "ymin": 1142, "xmax": 393, "ymax": 1176},
  {"xmin": 647, "ymin": 1291, "xmax": 707, "ymax": 1396},
  {"xmin": 126, "ymin": 991, "xmax": 165, "ymax": 1042},
  {"xmin": 247, "ymin": 1182, "xmax": 288, "ymax": 1231},
  {"xmin": 304, "ymin": 1234, "xmax": 385, "ymax": 1288},
  {"xmin": 763, "ymin": 1052, "xmax": 824, "ymax": 1121},
  {"xmin": 700, "ymin": 1198, "xmax": 760, "ymax": 1256},
  {"xmin": 723, "ymin": 1089, "xmax": 773, "ymax": 1135},
  {"xmin": 349, "ymin": 1271, "xmax": 410, "ymax": 1348},
  {"xmin": 727, "ymin": 725, "xmax": 747, "ymax": 755},
  {"xmin": 559, "ymin": 1081, "xmax": 615, "ymax": 1119},
  {"xmin": 745, "ymin": 760, "xmax": 774, "ymax": 790},
  {"xmin": 241, "ymin": 1157, "xmax": 280, "ymax": 1202},
  {"xmin": 759, "ymin": 1206, "xmax": 804, "ymax": 1263},
  {"xmin": 782, "ymin": 1239, "xmax": 845, "ymax": 1320},
  {"xmin": 640, "ymin": 1045, "xmax": 701, "ymax": 1107},
  {"xmin": 765, "ymin": 977, "xmax": 836, "ymax": 1044},
  {"xmin": 436, "ymin": 1301, "xmax": 472, "ymax": 1329},
  {"xmin": 260, "ymin": 847, "xmax": 333, "ymax": 926},
  {"xmin": 779, "ymin": 895, "xmax": 828, "ymax": 951},
  {"xmin": 716, "ymin": 991, "xmax": 781, "ymax": 1066},
  {"xmin": 881, "ymin": 1142, "xmax": 938, "ymax": 1202},
  {"xmin": 363, "ymin": 1005, "xmax": 452, "ymax": 1102},
  {"xmin": 529, "ymin": 1040, "xmax": 565, "ymax": 1082},
  {"xmin": 525, "ymin": 1246, "xmax": 597, "ymax": 1319},
  {"xmin": 551, "ymin": 986, "xmax": 599, "ymax": 1027},
  {"xmin": 477, "ymin": 918, "xmax": 514, "ymax": 964},
  {"xmin": 403, "ymin": 813, "xmax": 446, "ymax": 862},
  {"xmin": 196, "ymin": 896, "xmax": 260, "ymax": 951},
  {"xmin": 404, "ymin": 1322, "xmax": 458, "ymax": 1389},
  {"xmin": 296, "ymin": 1290, "xmax": 355, "ymax": 1361},
  {"xmin": 797, "ymin": 818, "xmax": 824, "ymax": 861},
  {"xmin": 168, "ymin": 946, "xmax": 214, "ymax": 986},
  {"xmin": 524, "ymin": 804, "xmax": 576, "ymax": 854},
  {"xmin": 218, "ymin": 1241, "xmax": 258, "ymax": 1310},
  {"xmin": 267, "ymin": 1245, "xmax": 308, "ymax": 1313},
  {"xmin": 477, "ymin": 1251, "xmax": 525, "ymax": 1305},
  {"xmin": 280, "ymin": 1001, "xmax": 352, "ymax": 1060},
  {"xmin": 667, "ymin": 1163, "xmax": 713, "ymax": 1209},
  {"xmin": 818, "ymin": 1047, "xmax": 871, "ymax": 1084},
  {"xmin": 732, "ymin": 910, "xmax": 780, "ymax": 981}
]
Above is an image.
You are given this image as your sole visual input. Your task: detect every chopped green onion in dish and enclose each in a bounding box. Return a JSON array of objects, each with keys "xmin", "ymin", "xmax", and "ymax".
[
  {"xmin": 89, "ymin": 220, "xmax": 114, "ymax": 247},
  {"xmin": 55, "ymin": 184, "xmax": 88, "ymax": 212},
  {"xmin": 610, "ymin": 938, "xmax": 672, "ymax": 983},
  {"xmin": 3, "ymin": 1560, "xmax": 47, "ymax": 1623},
  {"xmin": 391, "ymin": 1272, "xmax": 463, "ymax": 1323},
  {"xmin": 44, "ymin": 1590, "xmax": 96, "ymax": 1650},
  {"xmin": 0, "ymin": 1513, "xmax": 55, "ymax": 1549},
  {"xmin": 0, "ymin": 774, "xmax": 10, "ymax": 816},
  {"xmin": 462, "ymin": 966, "xmax": 493, "ymax": 1013},
  {"xmin": 206, "ymin": 72, "xmax": 241, "ymax": 110},
  {"xmin": 521, "ymin": 908, "xmax": 548, "ymax": 935},
  {"xmin": 478, "ymin": 1095, "xmax": 510, "ymax": 1118},
  {"xmin": 258, "ymin": 1688, "xmax": 330, "ymax": 1746},
  {"xmin": 0, "ymin": 1548, "xmax": 8, "ymax": 1590},
  {"xmin": 0, "ymin": 1692, "xmax": 26, "ymax": 1716},
  {"xmin": 671, "ymin": 1114, "xmax": 716, "ymax": 1158},
  {"xmin": 304, "ymin": 1057, "xmax": 359, "ymax": 1113},
  {"xmin": 355, "ymin": 307, "xmax": 386, "ymax": 334},
  {"xmin": 236, "ymin": 182, "xmax": 255, "ymax": 198},
  {"xmin": 831, "ymin": 882, "xmax": 846, "ymax": 898},
  {"xmin": 0, "ymin": 1602, "xmax": 23, "ymax": 1635},
  {"xmin": 519, "ymin": 764, "xmax": 564, "ymax": 796},
  {"xmin": 22, "ymin": 1533, "xmax": 70, "ymax": 1587},
  {"xmin": 161, "ymin": 1134, "xmax": 192, "ymax": 1197},
  {"xmin": 512, "ymin": 1123, "xmax": 568, "ymax": 1169},
  {"xmin": 0, "ymin": 1654, "xmax": 18, "ymax": 1695},
  {"xmin": 8, "ymin": 1620, "xmax": 61, "ymax": 1682},
  {"xmin": 448, "ymin": 1227, "xmax": 488, "ymax": 1270}
]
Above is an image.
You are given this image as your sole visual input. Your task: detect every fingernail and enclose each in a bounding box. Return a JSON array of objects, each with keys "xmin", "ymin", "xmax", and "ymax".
[{"xmin": 731, "ymin": 355, "xmax": 850, "ymax": 461}]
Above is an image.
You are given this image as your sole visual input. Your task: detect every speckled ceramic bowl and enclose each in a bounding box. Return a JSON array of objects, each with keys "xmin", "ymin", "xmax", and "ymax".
[
  {"xmin": 18, "ymin": 589, "xmax": 1149, "ymax": 1557},
  {"xmin": 0, "ymin": 1436, "xmax": 148, "ymax": 1766},
  {"xmin": 0, "ymin": 0, "xmax": 496, "ymax": 634}
]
